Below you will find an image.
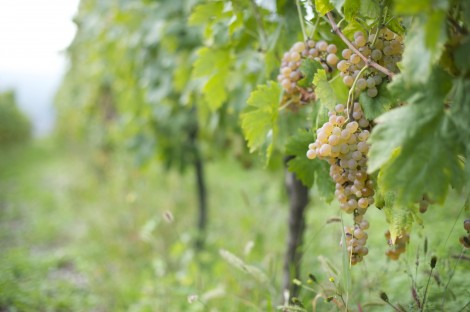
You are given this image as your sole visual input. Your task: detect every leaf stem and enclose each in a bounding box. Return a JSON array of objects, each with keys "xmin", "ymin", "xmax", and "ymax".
[
  {"xmin": 325, "ymin": 12, "xmax": 395, "ymax": 78},
  {"xmin": 296, "ymin": 0, "xmax": 308, "ymax": 41}
]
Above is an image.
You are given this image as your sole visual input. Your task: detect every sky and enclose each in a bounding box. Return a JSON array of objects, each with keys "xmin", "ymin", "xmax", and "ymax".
[{"xmin": 0, "ymin": 0, "xmax": 80, "ymax": 135}]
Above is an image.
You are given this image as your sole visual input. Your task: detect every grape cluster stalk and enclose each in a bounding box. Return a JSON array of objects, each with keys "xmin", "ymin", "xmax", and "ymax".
[
  {"xmin": 306, "ymin": 102, "xmax": 374, "ymax": 265},
  {"xmin": 277, "ymin": 40, "xmax": 339, "ymax": 108},
  {"xmin": 336, "ymin": 28, "xmax": 403, "ymax": 98}
]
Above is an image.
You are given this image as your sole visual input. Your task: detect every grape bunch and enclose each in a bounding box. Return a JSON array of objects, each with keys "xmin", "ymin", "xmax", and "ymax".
[
  {"xmin": 306, "ymin": 102, "xmax": 374, "ymax": 264},
  {"xmin": 336, "ymin": 28, "xmax": 403, "ymax": 98},
  {"xmin": 459, "ymin": 219, "xmax": 470, "ymax": 248},
  {"xmin": 277, "ymin": 40, "xmax": 339, "ymax": 107},
  {"xmin": 385, "ymin": 231, "xmax": 410, "ymax": 260}
]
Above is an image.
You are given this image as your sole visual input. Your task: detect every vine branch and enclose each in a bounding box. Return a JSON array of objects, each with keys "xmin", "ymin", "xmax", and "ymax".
[{"xmin": 325, "ymin": 12, "xmax": 395, "ymax": 79}]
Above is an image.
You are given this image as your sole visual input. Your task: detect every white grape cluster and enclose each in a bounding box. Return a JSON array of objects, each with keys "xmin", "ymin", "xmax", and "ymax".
[
  {"xmin": 277, "ymin": 40, "xmax": 339, "ymax": 100},
  {"xmin": 336, "ymin": 28, "xmax": 403, "ymax": 98},
  {"xmin": 306, "ymin": 102, "xmax": 374, "ymax": 265}
]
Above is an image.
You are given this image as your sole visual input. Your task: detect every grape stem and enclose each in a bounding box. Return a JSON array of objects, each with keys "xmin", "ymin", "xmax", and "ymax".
[
  {"xmin": 346, "ymin": 65, "xmax": 368, "ymax": 121},
  {"xmin": 326, "ymin": 12, "xmax": 395, "ymax": 79}
]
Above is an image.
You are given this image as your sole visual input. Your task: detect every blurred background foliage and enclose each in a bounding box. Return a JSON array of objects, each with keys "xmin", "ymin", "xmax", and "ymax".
[{"xmin": 0, "ymin": 90, "xmax": 31, "ymax": 147}]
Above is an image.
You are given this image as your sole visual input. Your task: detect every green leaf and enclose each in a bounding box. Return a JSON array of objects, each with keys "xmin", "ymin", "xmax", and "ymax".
[
  {"xmin": 285, "ymin": 130, "xmax": 316, "ymax": 188},
  {"xmin": 315, "ymin": 102, "xmax": 330, "ymax": 129},
  {"xmin": 241, "ymin": 82, "xmax": 280, "ymax": 162},
  {"xmin": 453, "ymin": 37, "xmax": 470, "ymax": 74},
  {"xmin": 393, "ymin": 0, "xmax": 428, "ymax": 14},
  {"xmin": 285, "ymin": 122, "xmax": 335, "ymax": 198},
  {"xmin": 386, "ymin": 18, "xmax": 405, "ymax": 36},
  {"xmin": 313, "ymin": 70, "xmax": 337, "ymax": 110},
  {"xmin": 315, "ymin": 0, "xmax": 334, "ymax": 16},
  {"xmin": 297, "ymin": 59, "xmax": 323, "ymax": 88},
  {"xmin": 451, "ymin": 78, "xmax": 470, "ymax": 181},
  {"xmin": 330, "ymin": 74, "xmax": 349, "ymax": 105},
  {"xmin": 341, "ymin": 20, "xmax": 364, "ymax": 39},
  {"xmin": 359, "ymin": 82, "xmax": 395, "ymax": 120},
  {"xmin": 193, "ymin": 48, "xmax": 232, "ymax": 111},
  {"xmin": 202, "ymin": 69, "xmax": 228, "ymax": 111},
  {"xmin": 188, "ymin": 2, "xmax": 224, "ymax": 26},
  {"xmin": 315, "ymin": 159, "xmax": 335, "ymax": 202},
  {"xmin": 370, "ymin": 105, "xmax": 463, "ymax": 205},
  {"xmin": 369, "ymin": 68, "xmax": 463, "ymax": 205},
  {"xmin": 388, "ymin": 68, "xmax": 452, "ymax": 104},
  {"xmin": 393, "ymin": 0, "xmax": 448, "ymax": 15},
  {"xmin": 463, "ymin": 0, "xmax": 470, "ymax": 26},
  {"xmin": 193, "ymin": 48, "xmax": 230, "ymax": 77},
  {"xmin": 330, "ymin": 0, "xmax": 346, "ymax": 13},
  {"xmin": 359, "ymin": 0, "xmax": 380, "ymax": 19},
  {"xmin": 401, "ymin": 13, "xmax": 447, "ymax": 83},
  {"xmin": 344, "ymin": 0, "xmax": 360, "ymax": 22}
]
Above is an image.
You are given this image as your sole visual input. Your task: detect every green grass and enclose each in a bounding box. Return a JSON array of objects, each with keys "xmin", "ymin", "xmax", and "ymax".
[{"xmin": 0, "ymin": 141, "xmax": 469, "ymax": 311}]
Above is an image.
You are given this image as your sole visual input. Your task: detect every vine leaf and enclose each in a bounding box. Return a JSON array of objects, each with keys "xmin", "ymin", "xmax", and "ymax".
[
  {"xmin": 369, "ymin": 68, "xmax": 465, "ymax": 205},
  {"xmin": 454, "ymin": 38, "xmax": 470, "ymax": 74},
  {"xmin": 344, "ymin": 0, "xmax": 360, "ymax": 22},
  {"xmin": 202, "ymin": 69, "xmax": 228, "ymax": 110},
  {"xmin": 400, "ymin": 10, "xmax": 448, "ymax": 83},
  {"xmin": 358, "ymin": 0, "xmax": 380, "ymax": 19},
  {"xmin": 359, "ymin": 82, "xmax": 395, "ymax": 120},
  {"xmin": 369, "ymin": 105, "xmax": 463, "ymax": 206},
  {"xmin": 313, "ymin": 70, "xmax": 340, "ymax": 110},
  {"xmin": 241, "ymin": 81, "xmax": 280, "ymax": 163},
  {"xmin": 193, "ymin": 47, "xmax": 230, "ymax": 77},
  {"xmin": 386, "ymin": 18, "xmax": 405, "ymax": 36},
  {"xmin": 315, "ymin": 158, "xmax": 336, "ymax": 202},
  {"xmin": 188, "ymin": 2, "xmax": 224, "ymax": 26},
  {"xmin": 192, "ymin": 47, "xmax": 231, "ymax": 110},
  {"xmin": 285, "ymin": 130, "xmax": 316, "ymax": 187},
  {"xmin": 451, "ymin": 78, "xmax": 470, "ymax": 182},
  {"xmin": 297, "ymin": 59, "xmax": 323, "ymax": 88},
  {"xmin": 285, "ymin": 130, "xmax": 335, "ymax": 200},
  {"xmin": 315, "ymin": 0, "xmax": 334, "ymax": 16}
]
